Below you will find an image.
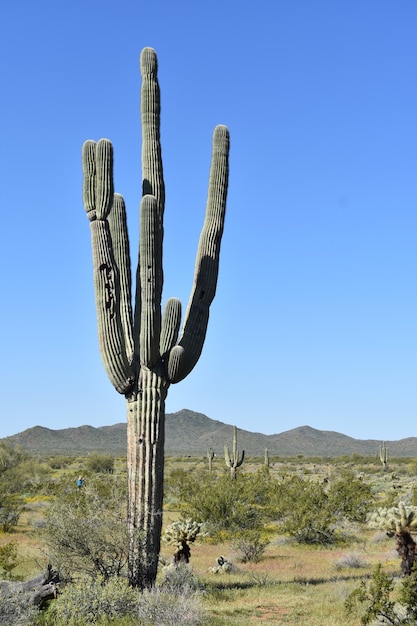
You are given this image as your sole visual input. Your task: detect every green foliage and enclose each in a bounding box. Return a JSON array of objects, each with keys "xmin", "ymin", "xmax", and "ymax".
[
  {"xmin": 0, "ymin": 542, "xmax": 19, "ymax": 579},
  {"xmin": 0, "ymin": 493, "xmax": 25, "ymax": 532},
  {"xmin": 232, "ymin": 530, "xmax": 270, "ymax": 563},
  {"xmin": 168, "ymin": 470, "xmax": 278, "ymax": 538},
  {"xmin": 44, "ymin": 475, "xmax": 128, "ymax": 580},
  {"xmin": 345, "ymin": 563, "xmax": 417, "ymax": 625},
  {"xmin": 42, "ymin": 572, "xmax": 204, "ymax": 626},
  {"xmin": 326, "ymin": 469, "xmax": 374, "ymax": 522},
  {"xmin": 84, "ymin": 453, "xmax": 115, "ymax": 474},
  {"xmin": 277, "ymin": 476, "xmax": 336, "ymax": 544},
  {"xmin": 41, "ymin": 575, "xmax": 138, "ymax": 625}
]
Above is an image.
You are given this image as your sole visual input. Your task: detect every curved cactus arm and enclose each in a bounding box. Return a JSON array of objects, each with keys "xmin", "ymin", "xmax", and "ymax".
[
  {"xmin": 107, "ymin": 194, "xmax": 134, "ymax": 363},
  {"xmin": 82, "ymin": 139, "xmax": 134, "ymax": 394},
  {"xmin": 140, "ymin": 47, "xmax": 165, "ymax": 217},
  {"xmin": 168, "ymin": 125, "xmax": 230, "ymax": 383},
  {"xmin": 139, "ymin": 195, "xmax": 163, "ymax": 368},
  {"xmin": 160, "ymin": 298, "xmax": 182, "ymax": 357}
]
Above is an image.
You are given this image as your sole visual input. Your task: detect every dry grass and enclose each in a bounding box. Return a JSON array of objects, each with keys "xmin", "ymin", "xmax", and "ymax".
[{"xmin": 158, "ymin": 531, "xmax": 399, "ymax": 625}]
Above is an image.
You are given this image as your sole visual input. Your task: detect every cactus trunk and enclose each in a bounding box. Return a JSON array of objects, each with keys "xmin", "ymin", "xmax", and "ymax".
[{"xmin": 126, "ymin": 370, "xmax": 167, "ymax": 588}]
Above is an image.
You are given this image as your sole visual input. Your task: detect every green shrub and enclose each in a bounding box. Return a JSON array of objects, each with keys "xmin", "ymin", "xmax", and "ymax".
[
  {"xmin": 84, "ymin": 453, "xmax": 115, "ymax": 474},
  {"xmin": 0, "ymin": 542, "xmax": 19, "ymax": 579},
  {"xmin": 345, "ymin": 563, "xmax": 417, "ymax": 625},
  {"xmin": 167, "ymin": 469, "xmax": 279, "ymax": 538},
  {"xmin": 44, "ymin": 475, "xmax": 128, "ymax": 580},
  {"xmin": 42, "ymin": 575, "xmax": 138, "ymax": 625},
  {"xmin": 277, "ymin": 476, "xmax": 337, "ymax": 545},
  {"xmin": 42, "ymin": 574, "xmax": 204, "ymax": 626},
  {"xmin": 232, "ymin": 530, "xmax": 270, "ymax": 563},
  {"xmin": 327, "ymin": 469, "xmax": 374, "ymax": 522}
]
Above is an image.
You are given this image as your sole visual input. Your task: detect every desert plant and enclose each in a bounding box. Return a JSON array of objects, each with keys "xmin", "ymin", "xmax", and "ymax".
[
  {"xmin": 379, "ymin": 442, "xmax": 389, "ymax": 471},
  {"xmin": 346, "ymin": 563, "xmax": 417, "ymax": 625},
  {"xmin": 44, "ymin": 476, "xmax": 128, "ymax": 581},
  {"xmin": 232, "ymin": 530, "xmax": 270, "ymax": 563},
  {"xmin": 135, "ymin": 586, "xmax": 204, "ymax": 626},
  {"xmin": 224, "ymin": 426, "xmax": 245, "ymax": 479},
  {"xmin": 207, "ymin": 447, "xmax": 215, "ymax": 472},
  {"xmin": 0, "ymin": 492, "xmax": 25, "ymax": 532},
  {"xmin": 172, "ymin": 472, "xmax": 268, "ymax": 537},
  {"xmin": 326, "ymin": 469, "xmax": 374, "ymax": 522},
  {"xmin": 85, "ymin": 452, "xmax": 115, "ymax": 474},
  {"xmin": 41, "ymin": 575, "xmax": 138, "ymax": 625},
  {"xmin": 162, "ymin": 518, "xmax": 205, "ymax": 563},
  {"xmin": 334, "ymin": 552, "xmax": 369, "ymax": 571},
  {"xmin": 159, "ymin": 562, "xmax": 200, "ymax": 593},
  {"xmin": 368, "ymin": 503, "xmax": 417, "ymax": 535},
  {"xmin": 368, "ymin": 503, "xmax": 417, "ymax": 575},
  {"xmin": 278, "ymin": 476, "xmax": 337, "ymax": 545},
  {"xmin": 0, "ymin": 542, "xmax": 19, "ymax": 580},
  {"xmin": 81, "ymin": 47, "xmax": 229, "ymax": 588}
]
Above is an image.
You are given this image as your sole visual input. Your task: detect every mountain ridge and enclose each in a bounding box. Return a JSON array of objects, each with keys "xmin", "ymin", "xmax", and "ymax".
[{"xmin": 3, "ymin": 409, "xmax": 416, "ymax": 458}]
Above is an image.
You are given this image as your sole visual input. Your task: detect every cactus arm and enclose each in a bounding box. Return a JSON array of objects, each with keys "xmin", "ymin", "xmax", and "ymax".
[
  {"xmin": 139, "ymin": 195, "xmax": 163, "ymax": 368},
  {"xmin": 82, "ymin": 139, "xmax": 134, "ymax": 394},
  {"xmin": 224, "ymin": 445, "xmax": 231, "ymax": 467},
  {"xmin": 140, "ymin": 48, "xmax": 165, "ymax": 217},
  {"xmin": 160, "ymin": 298, "xmax": 182, "ymax": 357},
  {"xmin": 107, "ymin": 193, "xmax": 134, "ymax": 363},
  {"xmin": 167, "ymin": 125, "xmax": 230, "ymax": 383}
]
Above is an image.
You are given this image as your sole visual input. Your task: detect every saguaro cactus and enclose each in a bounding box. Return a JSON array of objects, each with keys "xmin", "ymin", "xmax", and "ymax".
[
  {"xmin": 81, "ymin": 47, "xmax": 230, "ymax": 588},
  {"xmin": 379, "ymin": 442, "xmax": 389, "ymax": 471},
  {"xmin": 224, "ymin": 425, "xmax": 245, "ymax": 479},
  {"xmin": 207, "ymin": 447, "xmax": 215, "ymax": 472}
]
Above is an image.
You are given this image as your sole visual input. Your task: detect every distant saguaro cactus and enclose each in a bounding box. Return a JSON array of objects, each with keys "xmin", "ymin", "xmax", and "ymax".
[
  {"xmin": 81, "ymin": 48, "xmax": 230, "ymax": 588},
  {"xmin": 379, "ymin": 442, "xmax": 389, "ymax": 471},
  {"xmin": 224, "ymin": 426, "xmax": 245, "ymax": 479},
  {"xmin": 207, "ymin": 447, "xmax": 215, "ymax": 472}
]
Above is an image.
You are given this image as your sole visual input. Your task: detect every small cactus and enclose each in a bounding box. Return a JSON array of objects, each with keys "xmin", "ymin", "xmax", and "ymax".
[
  {"xmin": 224, "ymin": 426, "xmax": 245, "ymax": 479},
  {"xmin": 163, "ymin": 518, "xmax": 205, "ymax": 563},
  {"xmin": 368, "ymin": 503, "xmax": 417, "ymax": 534}
]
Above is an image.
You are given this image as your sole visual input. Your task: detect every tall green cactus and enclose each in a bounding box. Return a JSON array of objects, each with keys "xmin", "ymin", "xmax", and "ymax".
[
  {"xmin": 224, "ymin": 425, "xmax": 245, "ymax": 479},
  {"xmin": 81, "ymin": 47, "xmax": 230, "ymax": 588}
]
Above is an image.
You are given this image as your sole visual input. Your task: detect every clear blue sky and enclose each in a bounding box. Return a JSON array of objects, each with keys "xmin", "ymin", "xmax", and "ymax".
[{"xmin": 0, "ymin": 1, "xmax": 415, "ymax": 442}]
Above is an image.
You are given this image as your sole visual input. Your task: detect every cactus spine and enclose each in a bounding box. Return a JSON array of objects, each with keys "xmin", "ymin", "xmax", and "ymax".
[
  {"xmin": 81, "ymin": 48, "xmax": 229, "ymax": 588},
  {"xmin": 379, "ymin": 442, "xmax": 389, "ymax": 471},
  {"xmin": 224, "ymin": 425, "xmax": 245, "ymax": 479}
]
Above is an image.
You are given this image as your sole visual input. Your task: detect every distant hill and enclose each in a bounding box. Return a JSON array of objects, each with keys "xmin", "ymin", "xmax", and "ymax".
[{"xmin": 3, "ymin": 409, "xmax": 417, "ymax": 458}]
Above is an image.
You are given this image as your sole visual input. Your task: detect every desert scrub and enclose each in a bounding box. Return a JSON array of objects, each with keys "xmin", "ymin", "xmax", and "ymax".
[
  {"xmin": 346, "ymin": 563, "xmax": 417, "ymax": 625},
  {"xmin": 334, "ymin": 552, "xmax": 370, "ymax": 571},
  {"xmin": 41, "ymin": 575, "xmax": 138, "ymax": 625},
  {"xmin": 232, "ymin": 530, "xmax": 270, "ymax": 563},
  {"xmin": 0, "ymin": 589, "xmax": 38, "ymax": 625}
]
